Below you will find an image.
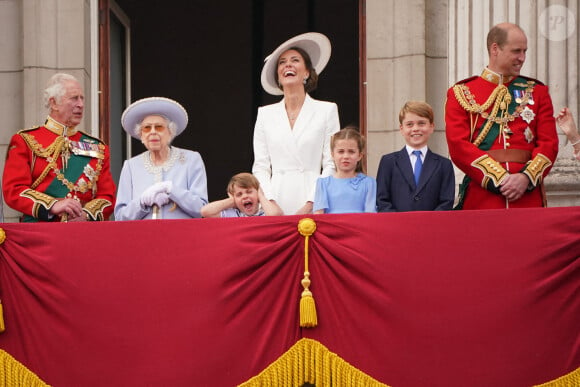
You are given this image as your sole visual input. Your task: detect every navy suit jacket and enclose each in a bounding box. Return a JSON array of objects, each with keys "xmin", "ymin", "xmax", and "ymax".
[{"xmin": 376, "ymin": 148, "xmax": 455, "ymax": 212}]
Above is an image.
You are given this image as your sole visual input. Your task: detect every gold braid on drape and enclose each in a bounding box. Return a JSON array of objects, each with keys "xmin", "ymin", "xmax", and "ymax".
[
  {"xmin": 533, "ymin": 367, "xmax": 580, "ymax": 387},
  {"xmin": 0, "ymin": 350, "xmax": 50, "ymax": 387},
  {"xmin": 238, "ymin": 338, "xmax": 389, "ymax": 387}
]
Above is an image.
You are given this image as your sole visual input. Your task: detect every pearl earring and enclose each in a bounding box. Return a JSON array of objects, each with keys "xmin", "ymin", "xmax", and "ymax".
[{"xmin": 303, "ymin": 77, "xmax": 308, "ymax": 85}]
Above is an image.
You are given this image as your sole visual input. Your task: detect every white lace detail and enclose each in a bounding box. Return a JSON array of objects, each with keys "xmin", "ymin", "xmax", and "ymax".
[{"xmin": 143, "ymin": 147, "xmax": 181, "ymax": 182}]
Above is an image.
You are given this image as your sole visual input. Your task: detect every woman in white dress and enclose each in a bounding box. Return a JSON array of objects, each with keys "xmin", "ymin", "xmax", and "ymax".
[
  {"xmin": 114, "ymin": 97, "xmax": 208, "ymax": 220},
  {"xmin": 252, "ymin": 32, "xmax": 341, "ymax": 215}
]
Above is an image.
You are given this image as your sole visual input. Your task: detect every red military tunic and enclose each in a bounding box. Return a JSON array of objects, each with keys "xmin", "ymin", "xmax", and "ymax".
[
  {"xmin": 445, "ymin": 68, "xmax": 559, "ymax": 209},
  {"xmin": 2, "ymin": 116, "xmax": 116, "ymax": 222}
]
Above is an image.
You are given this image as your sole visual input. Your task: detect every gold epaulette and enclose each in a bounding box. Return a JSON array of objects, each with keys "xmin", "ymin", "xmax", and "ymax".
[
  {"xmin": 471, "ymin": 155, "xmax": 508, "ymax": 188},
  {"xmin": 523, "ymin": 153, "xmax": 552, "ymax": 186}
]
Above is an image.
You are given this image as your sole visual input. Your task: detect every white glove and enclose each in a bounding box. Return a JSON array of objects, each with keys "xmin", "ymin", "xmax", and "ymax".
[
  {"xmin": 140, "ymin": 182, "xmax": 168, "ymax": 207},
  {"xmin": 153, "ymin": 192, "xmax": 170, "ymax": 207},
  {"xmin": 158, "ymin": 180, "xmax": 173, "ymax": 194}
]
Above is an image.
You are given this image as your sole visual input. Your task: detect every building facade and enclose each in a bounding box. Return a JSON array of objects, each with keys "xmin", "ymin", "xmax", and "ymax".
[{"xmin": 1, "ymin": 0, "xmax": 578, "ymax": 222}]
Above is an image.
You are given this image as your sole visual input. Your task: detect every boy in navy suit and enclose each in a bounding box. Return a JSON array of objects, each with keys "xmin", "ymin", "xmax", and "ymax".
[{"xmin": 376, "ymin": 101, "xmax": 455, "ymax": 212}]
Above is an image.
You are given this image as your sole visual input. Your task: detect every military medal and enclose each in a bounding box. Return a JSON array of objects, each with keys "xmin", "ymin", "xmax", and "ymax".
[
  {"xmin": 83, "ymin": 164, "xmax": 97, "ymax": 181},
  {"xmin": 527, "ymin": 94, "xmax": 535, "ymax": 105},
  {"xmin": 77, "ymin": 177, "xmax": 89, "ymax": 192},
  {"xmin": 513, "ymin": 89, "xmax": 524, "ymax": 104},
  {"xmin": 71, "ymin": 140, "xmax": 105, "ymax": 159},
  {"xmin": 521, "ymin": 106, "xmax": 536, "ymax": 124},
  {"xmin": 524, "ymin": 127, "xmax": 534, "ymax": 143}
]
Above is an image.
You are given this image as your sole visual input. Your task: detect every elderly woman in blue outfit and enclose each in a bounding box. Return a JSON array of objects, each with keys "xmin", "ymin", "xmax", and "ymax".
[
  {"xmin": 252, "ymin": 32, "xmax": 341, "ymax": 215},
  {"xmin": 114, "ymin": 97, "xmax": 208, "ymax": 220}
]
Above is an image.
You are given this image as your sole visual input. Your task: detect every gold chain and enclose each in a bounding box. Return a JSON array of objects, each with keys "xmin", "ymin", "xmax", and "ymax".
[
  {"xmin": 472, "ymin": 87, "xmax": 510, "ymax": 147},
  {"xmin": 21, "ymin": 132, "xmax": 103, "ymax": 193},
  {"xmin": 453, "ymin": 80, "xmax": 535, "ymax": 146}
]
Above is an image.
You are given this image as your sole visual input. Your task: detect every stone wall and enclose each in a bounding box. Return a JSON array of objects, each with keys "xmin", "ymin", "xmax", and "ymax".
[
  {"xmin": 0, "ymin": 0, "xmax": 93, "ymax": 222},
  {"xmin": 366, "ymin": 0, "xmax": 580, "ymax": 207}
]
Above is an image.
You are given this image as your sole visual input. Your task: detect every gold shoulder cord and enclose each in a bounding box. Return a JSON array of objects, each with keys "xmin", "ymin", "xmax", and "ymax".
[
  {"xmin": 452, "ymin": 84, "xmax": 510, "ymax": 146},
  {"xmin": 20, "ymin": 132, "xmax": 104, "ymax": 194},
  {"xmin": 20, "ymin": 133, "xmax": 66, "ymax": 190},
  {"xmin": 453, "ymin": 80, "xmax": 537, "ymax": 147}
]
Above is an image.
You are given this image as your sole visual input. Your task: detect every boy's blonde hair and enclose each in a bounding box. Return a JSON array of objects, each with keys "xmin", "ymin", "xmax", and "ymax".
[
  {"xmin": 398, "ymin": 101, "xmax": 434, "ymax": 124},
  {"xmin": 227, "ymin": 173, "xmax": 260, "ymax": 194}
]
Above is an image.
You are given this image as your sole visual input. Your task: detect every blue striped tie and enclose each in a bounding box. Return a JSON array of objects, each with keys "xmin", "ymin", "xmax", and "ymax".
[{"xmin": 412, "ymin": 150, "xmax": 422, "ymax": 185}]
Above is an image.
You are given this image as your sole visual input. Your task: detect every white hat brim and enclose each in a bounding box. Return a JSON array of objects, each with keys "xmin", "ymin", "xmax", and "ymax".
[
  {"xmin": 121, "ymin": 97, "xmax": 188, "ymax": 139},
  {"xmin": 261, "ymin": 32, "xmax": 331, "ymax": 96}
]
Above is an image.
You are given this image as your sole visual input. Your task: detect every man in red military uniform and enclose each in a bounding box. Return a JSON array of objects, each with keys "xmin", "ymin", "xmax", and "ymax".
[
  {"xmin": 2, "ymin": 73, "xmax": 116, "ymax": 222},
  {"xmin": 445, "ymin": 22, "xmax": 559, "ymax": 209}
]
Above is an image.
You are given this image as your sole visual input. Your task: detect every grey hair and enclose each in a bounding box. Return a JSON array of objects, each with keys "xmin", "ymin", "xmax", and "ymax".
[
  {"xmin": 134, "ymin": 115, "xmax": 177, "ymax": 141},
  {"xmin": 43, "ymin": 73, "xmax": 79, "ymax": 109}
]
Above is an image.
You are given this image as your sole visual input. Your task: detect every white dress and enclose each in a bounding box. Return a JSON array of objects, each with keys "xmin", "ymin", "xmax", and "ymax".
[{"xmin": 252, "ymin": 94, "xmax": 340, "ymax": 215}]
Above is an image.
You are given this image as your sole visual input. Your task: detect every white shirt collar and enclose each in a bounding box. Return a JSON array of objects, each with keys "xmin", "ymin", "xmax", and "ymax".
[{"xmin": 406, "ymin": 145, "xmax": 428, "ymax": 157}]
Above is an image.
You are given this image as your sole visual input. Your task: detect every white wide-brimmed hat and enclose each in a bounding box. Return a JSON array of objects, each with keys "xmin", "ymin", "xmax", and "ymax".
[
  {"xmin": 121, "ymin": 97, "xmax": 188, "ymax": 139},
  {"xmin": 261, "ymin": 32, "xmax": 331, "ymax": 96}
]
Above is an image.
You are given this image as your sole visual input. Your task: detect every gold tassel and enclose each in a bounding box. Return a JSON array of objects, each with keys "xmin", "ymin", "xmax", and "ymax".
[
  {"xmin": 0, "ymin": 300, "xmax": 4, "ymax": 333},
  {"xmin": 297, "ymin": 218, "xmax": 317, "ymax": 328}
]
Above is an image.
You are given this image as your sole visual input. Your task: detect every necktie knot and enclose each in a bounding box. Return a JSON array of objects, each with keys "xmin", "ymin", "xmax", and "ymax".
[{"xmin": 412, "ymin": 150, "xmax": 423, "ymax": 185}]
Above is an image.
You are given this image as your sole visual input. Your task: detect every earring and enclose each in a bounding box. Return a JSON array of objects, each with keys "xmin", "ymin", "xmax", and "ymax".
[{"xmin": 303, "ymin": 77, "xmax": 308, "ymax": 85}]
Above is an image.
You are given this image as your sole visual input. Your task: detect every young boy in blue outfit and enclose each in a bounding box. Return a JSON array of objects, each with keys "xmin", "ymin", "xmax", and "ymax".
[
  {"xmin": 376, "ymin": 101, "xmax": 455, "ymax": 212},
  {"xmin": 201, "ymin": 173, "xmax": 283, "ymax": 217}
]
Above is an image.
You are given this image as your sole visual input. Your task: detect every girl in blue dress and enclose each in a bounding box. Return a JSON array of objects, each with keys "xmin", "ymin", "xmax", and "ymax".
[{"xmin": 313, "ymin": 128, "xmax": 377, "ymax": 214}]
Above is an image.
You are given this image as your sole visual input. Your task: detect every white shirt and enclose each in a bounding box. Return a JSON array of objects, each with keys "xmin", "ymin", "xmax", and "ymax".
[{"xmin": 406, "ymin": 145, "xmax": 428, "ymax": 173}]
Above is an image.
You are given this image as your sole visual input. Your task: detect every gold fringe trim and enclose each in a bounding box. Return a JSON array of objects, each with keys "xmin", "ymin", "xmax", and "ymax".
[
  {"xmin": 0, "ymin": 350, "xmax": 50, "ymax": 386},
  {"xmin": 238, "ymin": 338, "xmax": 389, "ymax": 387},
  {"xmin": 534, "ymin": 366, "xmax": 580, "ymax": 387},
  {"xmin": 298, "ymin": 218, "xmax": 317, "ymax": 328}
]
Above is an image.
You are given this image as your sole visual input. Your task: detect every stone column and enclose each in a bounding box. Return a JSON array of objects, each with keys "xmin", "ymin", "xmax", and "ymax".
[
  {"xmin": 0, "ymin": 0, "xmax": 93, "ymax": 222},
  {"xmin": 448, "ymin": 0, "xmax": 580, "ymax": 207},
  {"xmin": 365, "ymin": 0, "xmax": 449, "ymax": 178}
]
